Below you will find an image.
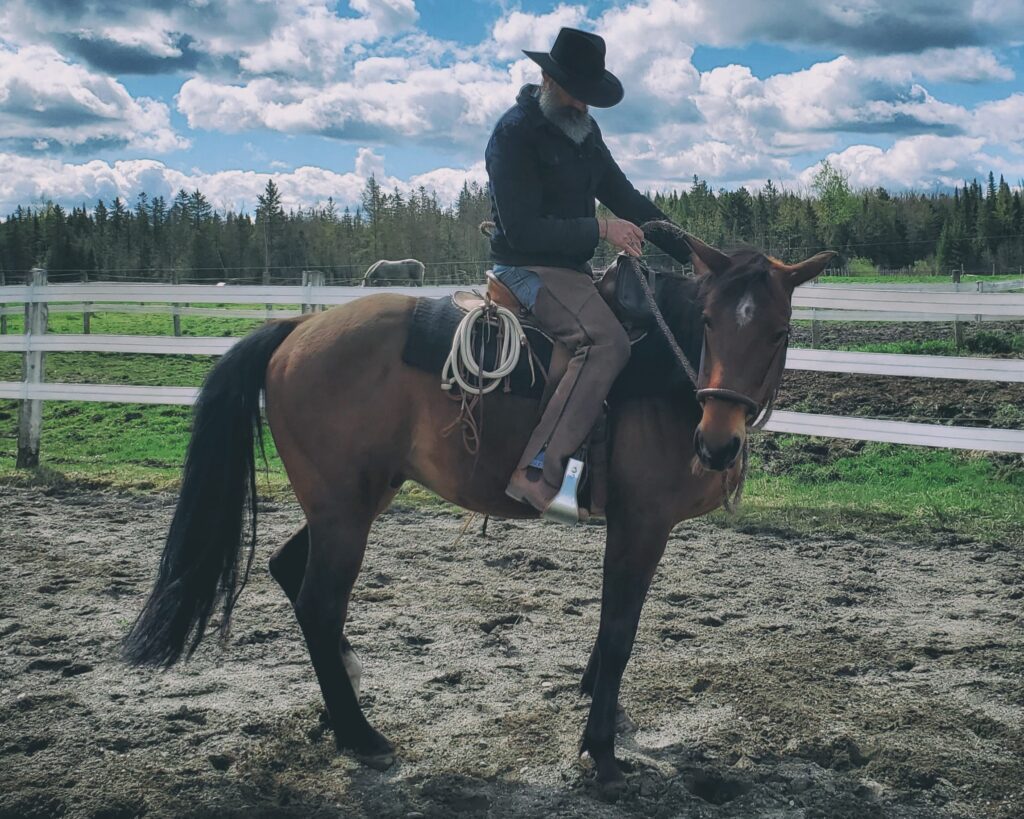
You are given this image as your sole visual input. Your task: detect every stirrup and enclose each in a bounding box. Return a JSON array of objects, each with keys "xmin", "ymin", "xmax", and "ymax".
[{"xmin": 543, "ymin": 456, "xmax": 585, "ymax": 525}]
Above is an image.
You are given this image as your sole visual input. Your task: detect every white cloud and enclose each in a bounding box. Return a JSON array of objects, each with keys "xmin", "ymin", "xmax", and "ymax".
[
  {"xmin": 491, "ymin": 4, "xmax": 588, "ymax": 60},
  {"xmin": 661, "ymin": 0, "xmax": 1024, "ymax": 54},
  {"xmin": 0, "ymin": 149, "xmax": 486, "ymax": 215},
  {"xmin": 0, "ymin": 0, "xmax": 1022, "ymax": 205},
  {"xmin": 177, "ymin": 62, "xmax": 515, "ymax": 147},
  {"xmin": 0, "ymin": 0, "xmax": 419, "ymax": 79},
  {"xmin": 0, "ymin": 45, "xmax": 188, "ymax": 154},
  {"xmin": 971, "ymin": 93, "xmax": 1024, "ymax": 150},
  {"xmin": 801, "ymin": 135, "xmax": 1024, "ymax": 190}
]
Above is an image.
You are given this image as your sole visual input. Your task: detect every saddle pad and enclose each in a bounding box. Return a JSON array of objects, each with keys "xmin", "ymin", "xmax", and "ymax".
[{"xmin": 401, "ymin": 296, "xmax": 552, "ymax": 399}]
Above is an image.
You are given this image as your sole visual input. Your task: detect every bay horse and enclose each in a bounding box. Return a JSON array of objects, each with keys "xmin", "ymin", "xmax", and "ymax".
[{"xmin": 124, "ymin": 234, "xmax": 835, "ymax": 788}]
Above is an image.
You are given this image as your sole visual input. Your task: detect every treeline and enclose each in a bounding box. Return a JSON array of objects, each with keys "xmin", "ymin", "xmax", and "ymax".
[
  {"xmin": 1, "ymin": 166, "xmax": 1022, "ymax": 284},
  {"xmin": 651, "ymin": 165, "xmax": 1023, "ymax": 273},
  {"xmin": 0, "ymin": 178, "xmax": 494, "ymax": 284}
]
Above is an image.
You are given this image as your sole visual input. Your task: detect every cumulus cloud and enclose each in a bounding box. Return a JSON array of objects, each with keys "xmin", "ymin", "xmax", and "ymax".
[
  {"xmin": 0, "ymin": 0, "xmax": 417, "ymax": 79},
  {"xmin": 177, "ymin": 62, "xmax": 515, "ymax": 147},
  {"xmin": 678, "ymin": 0, "xmax": 1023, "ymax": 55},
  {"xmin": 0, "ymin": 149, "xmax": 486, "ymax": 215},
  {"xmin": 491, "ymin": 4, "xmax": 588, "ymax": 60},
  {"xmin": 0, "ymin": 0, "xmax": 1022, "ymax": 203},
  {"xmin": 801, "ymin": 135, "xmax": 1024, "ymax": 191},
  {"xmin": 971, "ymin": 93, "xmax": 1024, "ymax": 150},
  {"xmin": 0, "ymin": 45, "xmax": 188, "ymax": 154}
]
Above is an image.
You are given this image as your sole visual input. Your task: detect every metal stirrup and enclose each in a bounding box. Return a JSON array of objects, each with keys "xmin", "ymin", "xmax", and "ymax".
[{"xmin": 543, "ymin": 456, "xmax": 585, "ymax": 525}]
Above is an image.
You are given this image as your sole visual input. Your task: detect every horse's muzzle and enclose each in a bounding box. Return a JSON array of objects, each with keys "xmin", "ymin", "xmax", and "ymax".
[{"xmin": 694, "ymin": 427, "xmax": 742, "ymax": 472}]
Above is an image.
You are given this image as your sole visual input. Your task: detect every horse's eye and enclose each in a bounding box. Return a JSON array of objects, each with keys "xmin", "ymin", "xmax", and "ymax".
[{"xmin": 702, "ymin": 314, "xmax": 712, "ymax": 328}]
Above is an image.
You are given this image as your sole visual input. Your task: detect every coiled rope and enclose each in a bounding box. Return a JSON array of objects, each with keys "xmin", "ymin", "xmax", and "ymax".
[{"xmin": 441, "ymin": 302, "xmax": 528, "ymax": 395}]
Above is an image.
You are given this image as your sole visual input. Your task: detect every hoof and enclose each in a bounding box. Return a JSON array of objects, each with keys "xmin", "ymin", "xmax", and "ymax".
[
  {"xmin": 591, "ymin": 756, "xmax": 628, "ymax": 802},
  {"xmin": 337, "ymin": 724, "xmax": 395, "ymax": 760},
  {"xmin": 360, "ymin": 750, "xmax": 396, "ymax": 771},
  {"xmin": 581, "ymin": 744, "xmax": 627, "ymax": 797}
]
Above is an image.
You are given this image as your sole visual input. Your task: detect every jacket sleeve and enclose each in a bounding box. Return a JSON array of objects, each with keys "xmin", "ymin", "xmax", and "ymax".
[
  {"xmin": 486, "ymin": 125, "xmax": 600, "ymax": 256},
  {"xmin": 596, "ymin": 145, "xmax": 692, "ymax": 264}
]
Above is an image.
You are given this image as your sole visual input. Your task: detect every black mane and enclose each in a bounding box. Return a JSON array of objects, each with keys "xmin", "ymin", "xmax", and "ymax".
[
  {"xmin": 608, "ymin": 269, "xmax": 704, "ymax": 400},
  {"xmin": 610, "ymin": 249, "xmax": 774, "ymax": 401}
]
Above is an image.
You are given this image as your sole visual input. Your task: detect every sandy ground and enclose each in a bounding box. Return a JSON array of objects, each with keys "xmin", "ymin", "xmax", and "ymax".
[{"xmin": 1, "ymin": 484, "xmax": 1022, "ymax": 818}]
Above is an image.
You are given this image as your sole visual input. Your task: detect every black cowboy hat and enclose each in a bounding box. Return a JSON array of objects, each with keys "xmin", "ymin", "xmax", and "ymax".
[{"xmin": 523, "ymin": 27, "xmax": 623, "ymax": 108}]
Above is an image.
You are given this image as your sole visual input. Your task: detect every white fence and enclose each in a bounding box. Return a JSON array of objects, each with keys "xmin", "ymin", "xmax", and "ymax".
[{"xmin": 2, "ymin": 273, "xmax": 1024, "ymax": 466}]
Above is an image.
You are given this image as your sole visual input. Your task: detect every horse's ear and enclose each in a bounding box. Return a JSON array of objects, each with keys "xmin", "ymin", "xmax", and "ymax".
[
  {"xmin": 683, "ymin": 233, "xmax": 731, "ymax": 277},
  {"xmin": 772, "ymin": 251, "xmax": 838, "ymax": 290}
]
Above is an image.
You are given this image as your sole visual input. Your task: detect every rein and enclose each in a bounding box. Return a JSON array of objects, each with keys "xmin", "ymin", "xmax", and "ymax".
[{"xmin": 632, "ymin": 225, "xmax": 788, "ymax": 512}]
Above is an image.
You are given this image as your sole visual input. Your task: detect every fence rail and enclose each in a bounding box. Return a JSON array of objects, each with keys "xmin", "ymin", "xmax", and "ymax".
[
  {"xmin": 2, "ymin": 272, "xmax": 1024, "ymax": 463},
  {"xmin": 2, "ymin": 281, "xmax": 1022, "ymax": 318},
  {"xmin": 2, "ymin": 334, "xmax": 1023, "ymax": 383}
]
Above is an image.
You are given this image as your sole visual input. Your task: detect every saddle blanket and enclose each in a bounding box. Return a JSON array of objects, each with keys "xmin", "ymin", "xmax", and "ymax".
[{"xmin": 401, "ymin": 295, "xmax": 553, "ymax": 399}]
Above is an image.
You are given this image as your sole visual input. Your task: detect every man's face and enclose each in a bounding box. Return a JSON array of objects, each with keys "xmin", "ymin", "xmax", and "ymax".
[
  {"xmin": 538, "ymin": 74, "xmax": 593, "ymax": 144},
  {"xmin": 545, "ymin": 77, "xmax": 587, "ymax": 114}
]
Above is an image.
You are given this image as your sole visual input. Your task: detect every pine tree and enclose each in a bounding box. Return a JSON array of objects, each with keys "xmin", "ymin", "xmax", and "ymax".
[{"xmin": 256, "ymin": 179, "xmax": 285, "ymax": 282}]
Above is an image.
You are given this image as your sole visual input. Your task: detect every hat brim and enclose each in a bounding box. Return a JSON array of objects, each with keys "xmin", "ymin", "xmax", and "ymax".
[{"xmin": 523, "ymin": 50, "xmax": 624, "ymax": 108}]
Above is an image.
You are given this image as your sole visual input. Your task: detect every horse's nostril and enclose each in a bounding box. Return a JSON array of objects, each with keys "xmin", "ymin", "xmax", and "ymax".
[{"xmin": 729, "ymin": 435, "xmax": 742, "ymax": 458}]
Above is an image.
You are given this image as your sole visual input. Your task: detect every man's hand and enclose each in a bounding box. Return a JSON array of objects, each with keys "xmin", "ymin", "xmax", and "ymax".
[{"xmin": 599, "ymin": 217, "xmax": 644, "ymax": 257}]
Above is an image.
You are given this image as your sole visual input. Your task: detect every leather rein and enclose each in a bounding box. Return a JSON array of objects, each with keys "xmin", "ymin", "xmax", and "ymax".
[
  {"xmin": 630, "ymin": 256, "xmax": 789, "ymax": 513},
  {"xmin": 631, "ymin": 258, "xmax": 788, "ymax": 430}
]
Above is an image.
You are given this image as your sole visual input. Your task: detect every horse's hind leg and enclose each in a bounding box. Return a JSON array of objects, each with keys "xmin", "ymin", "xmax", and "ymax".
[
  {"xmin": 270, "ymin": 525, "xmax": 364, "ymax": 700},
  {"xmin": 269, "ymin": 525, "xmax": 308, "ymax": 604},
  {"xmin": 290, "ymin": 510, "xmax": 391, "ymax": 757}
]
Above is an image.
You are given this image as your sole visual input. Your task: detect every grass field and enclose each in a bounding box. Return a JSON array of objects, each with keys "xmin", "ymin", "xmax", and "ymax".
[
  {"xmin": 817, "ymin": 273, "xmax": 1024, "ymax": 284},
  {"xmin": 1, "ymin": 306, "xmax": 1022, "ymax": 546}
]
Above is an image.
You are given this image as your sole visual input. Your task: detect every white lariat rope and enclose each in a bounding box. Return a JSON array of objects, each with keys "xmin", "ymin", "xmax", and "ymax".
[{"xmin": 441, "ymin": 302, "xmax": 527, "ymax": 395}]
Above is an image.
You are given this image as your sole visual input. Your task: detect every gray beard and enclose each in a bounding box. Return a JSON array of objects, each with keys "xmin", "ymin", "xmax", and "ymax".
[{"xmin": 538, "ymin": 85, "xmax": 593, "ymax": 145}]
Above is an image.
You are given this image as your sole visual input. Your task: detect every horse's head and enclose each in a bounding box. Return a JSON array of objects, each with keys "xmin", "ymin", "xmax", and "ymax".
[{"xmin": 684, "ymin": 234, "xmax": 836, "ymax": 471}]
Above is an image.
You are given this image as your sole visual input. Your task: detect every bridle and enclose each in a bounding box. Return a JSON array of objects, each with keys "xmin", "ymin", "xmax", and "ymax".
[
  {"xmin": 695, "ymin": 326, "xmax": 790, "ymax": 431},
  {"xmin": 631, "ymin": 255, "xmax": 790, "ymax": 512},
  {"xmin": 632, "ymin": 257, "xmax": 789, "ymax": 430}
]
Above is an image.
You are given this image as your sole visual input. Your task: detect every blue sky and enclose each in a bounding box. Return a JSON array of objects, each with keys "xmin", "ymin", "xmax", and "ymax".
[{"xmin": 1, "ymin": 1, "xmax": 1022, "ymax": 213}]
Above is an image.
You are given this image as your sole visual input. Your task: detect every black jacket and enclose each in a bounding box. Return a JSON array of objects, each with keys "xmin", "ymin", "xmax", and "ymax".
[{"xmin": 485, "ymin": 85, "xmax": 690, "ymax": 272}]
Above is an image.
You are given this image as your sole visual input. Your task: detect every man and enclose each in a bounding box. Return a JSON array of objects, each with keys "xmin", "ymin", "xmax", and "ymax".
[{"xmin": 485, "ymin": 26, "xmax": 691, "ymax": 515}]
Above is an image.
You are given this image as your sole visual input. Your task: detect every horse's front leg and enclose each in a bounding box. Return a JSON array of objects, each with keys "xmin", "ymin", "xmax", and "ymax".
[{"xmin": 580, "ymin": 511, "xmax": 671, "ymax": 788}]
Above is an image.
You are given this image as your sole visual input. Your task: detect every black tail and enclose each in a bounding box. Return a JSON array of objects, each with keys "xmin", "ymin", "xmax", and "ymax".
[{"xmin": 123, "ymin": 318, "xmax": 301, "ymax": 667}]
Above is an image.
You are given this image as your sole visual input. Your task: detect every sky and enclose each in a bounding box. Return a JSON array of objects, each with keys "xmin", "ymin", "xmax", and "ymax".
[{"xmin": 0, "ymin": 0, "xmax": 1022, "ymax": 215}]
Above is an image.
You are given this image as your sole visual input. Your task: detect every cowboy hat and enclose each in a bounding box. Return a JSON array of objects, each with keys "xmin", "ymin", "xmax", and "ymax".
[{"xmin": 523, "ymin": 27, "xmax": 624, "ymax": 108}]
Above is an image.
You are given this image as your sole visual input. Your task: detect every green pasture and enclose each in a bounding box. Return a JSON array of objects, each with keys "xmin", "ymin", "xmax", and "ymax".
[{"xmin": 1, "ymin": 307, "xmax": 1022, "ymax": 545}]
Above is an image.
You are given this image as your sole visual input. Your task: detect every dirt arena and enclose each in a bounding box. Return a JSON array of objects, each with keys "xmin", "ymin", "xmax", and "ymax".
[{"xmin": 1, "ymin": 481, "xmax": 1021, "ymax": 818}]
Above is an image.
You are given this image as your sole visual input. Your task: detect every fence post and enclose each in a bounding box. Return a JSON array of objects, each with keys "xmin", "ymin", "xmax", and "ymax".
[
  {"xmin": 82, "ymin": 269, "xmax": 91, "ymax": 334},
  {"xmin": 312, "ymin": 270, "xmax": 325, "ymax": 312},
  {"xmin": 0, "ymin": 268, "xmax": 6, "ymax": 335},
  {"xmin": 952, "ymin": 265, "xmax": 963, "ymax": 350},
  {"xmin": 171, "ymin": 270, "xmax": 182, "ymax": 337},
  {"xmin": 301, "ymin": 270, "xmax": 325, "ymax": 313},
  {"xmin": 807, "ymin": 281, "xmax": 821, "ymax": 348},
  {"xmin": 16, "ymin": 267, "xmax": 48, "ymax": 468}
]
